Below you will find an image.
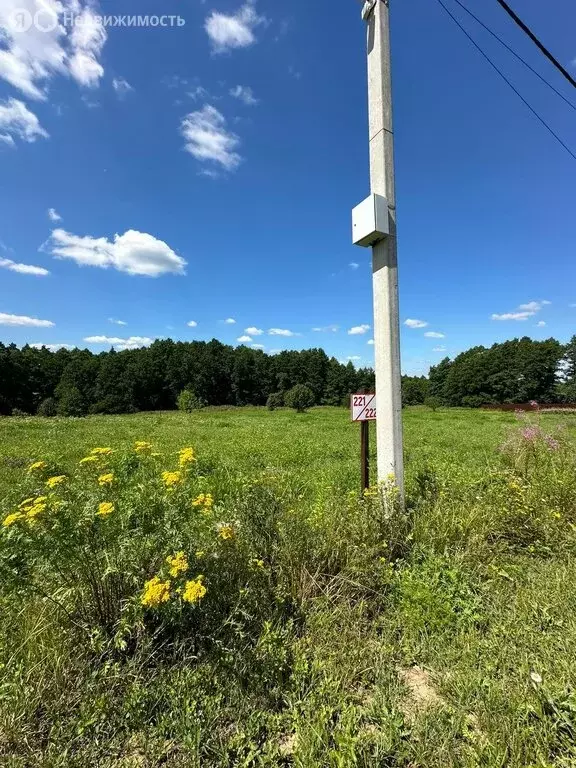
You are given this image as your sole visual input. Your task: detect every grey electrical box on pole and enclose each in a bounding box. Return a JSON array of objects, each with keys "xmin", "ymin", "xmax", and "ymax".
[{"xmin": 352, "ymin": 0, "xmax": 404, "ymax": 495}]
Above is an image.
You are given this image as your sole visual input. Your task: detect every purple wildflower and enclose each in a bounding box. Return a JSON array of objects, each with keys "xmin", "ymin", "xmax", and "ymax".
[
  {"xmin": 529, "ymin": 400, "xmax": 539, "ymax": 410},
  {"xmin": 522, "ymin": 426, "xmax": 539, "ymax": 442},
  {"xmin": 545, "ymin": 436, "xmax": 560, "ymax": 451}
]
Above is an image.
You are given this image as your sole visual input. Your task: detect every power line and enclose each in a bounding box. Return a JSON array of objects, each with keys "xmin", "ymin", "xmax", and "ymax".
[
  {"xmin": 433, "ymin": 0, "xmax": 576, "ymax": 163},
  {"xmin": 494, "ymin": 0, "xmax": 576, "ymax": 90},
  {"xmin": 449, "ymin": 0, "xmax": 576, "ymax": 113}
]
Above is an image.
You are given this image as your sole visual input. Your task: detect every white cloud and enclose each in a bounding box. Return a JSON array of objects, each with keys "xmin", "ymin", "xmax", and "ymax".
[
  {"xmin": 0, "ymin": 133, "xmax": 15, "ymax": 146},
  {"xmin": 245, "ymin": 326, "xmax": 263, "ymax": 336},
  {"xmin": 31, "ymin": 342, "xmax": 73, "ymax": 351},
  {"xmin": 187, "ymin": 320, "xmax": 198, "ymax": 327},
  {"xmin": 47, "ymin": 207, "xmax": 61, "ymax": 221},
  {"xmin": 519, "ymin": 300, "xmax": 550, "ymax": 312},
  {"xmin": 46, "ymin": 228, "xmax": 186, "ymax": 277},
  {"xmin": 237, "ymin": 334, "xmax": 252, "ymax": 342},
  {"xmin": 425, "ymin": 331, "xmax": 445, "ymax": 338},
  {"xmin": 0, "ymin": 257, "xmax": 49, "ymax": 275},
  {"xmin": 0, "ymin": 0, "xmax": 106, "ymax": 99},
  {"xmin": 269, "ymin": 348, "xmax": 281, "ymax": 355},
  {"xmin": 251, "ymin": 343, "xmax": 265, "ymax": 350},
  {"xmin": 0, "ymin": 98, "xmax": 48, "ymax": 143},
  {"xmin": 0, "ymin": 312, "xmax": 54, "ymax": 327},
  {"xmin": 84, "ymin": 335, "xmax": 153, "ymax": 350},
  {"xmin": 404, "ymin": 318, "xmax": 428, "ymax": 329},
  {"xmin": 492, "ymin": 299, "xmax": 550, "ymax": 322},
  {"xmin": 188, "ymin": 84, "xmax": 209, "ymax": 101},
  {"xmin": 68, "ymin": 8, "xmax": 106, "ymax": 88},
  {"xmin": 268, "ymin": 328, "xmax": 297, "ymax": 337},
  {"xmin": 112, "ymin": 77, "xmax": 132, "ymax": 98},
  {"xmin": 367, "ymin": 338, "xmax": 374, "ymax": 345},
  {"xmin": 181, "ymin": 105, "xmax": 241, "ymax": 172},
  {"xmin": 108, "ymin": 317, "xmax": 127, "ymax": 326},
  {"xmin": 348, "ymin": 324, "xmax": 370, "ymax": 335},
  {"xmin": 229, "ymin": 84, "xmax": 258, "ymax": 105},
  {"xmin": 312, "ymin": 324, "xmax": 339, "ymax": 332},
  {"xmin": 347, "ymin": 355, "xmax": 361, "ymax": 361},
  {"xmin": 491, "ymin": 312, "xmax": 533, "ymax": 321},
  {"xmin": 349, "ymin": 262, "xmax": 359, "ymax": 270},
  {"xmin": 536, "ymin": 320, "xmax": 546, "ymax": 327},
  {"xmin": 205, "ymin": 1, "xmax": 266, "ymax": 53},
  {"xmin": 224, "ymin": 317, "xmax": 236, "ymax": 324},
  {"xmin": 433, "ymin": 346, "xmax": 447, "ymax": 352}
]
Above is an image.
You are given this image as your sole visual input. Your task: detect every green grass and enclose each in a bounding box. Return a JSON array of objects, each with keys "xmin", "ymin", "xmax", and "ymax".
[{"xmin": 1, "ymin": 406, "xmax": 576, "ymax": 767}]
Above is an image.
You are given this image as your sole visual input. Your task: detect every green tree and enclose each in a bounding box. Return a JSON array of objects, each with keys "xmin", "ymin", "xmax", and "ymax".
[
  {"xmin": 285, "ymin": 384, "xmax": 315, "ymax": 413},
  {"xmin": 177, "ymin": 389, "xmax": 205, "ymax": 412}
]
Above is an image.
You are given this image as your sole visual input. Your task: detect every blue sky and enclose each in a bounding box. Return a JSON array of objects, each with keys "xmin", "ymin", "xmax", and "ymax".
[{"xmin": 0, "ymin": 0, "xmax": 575, "ymax": 375}]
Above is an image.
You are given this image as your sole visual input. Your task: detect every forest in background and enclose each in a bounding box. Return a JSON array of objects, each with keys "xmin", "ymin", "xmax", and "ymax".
[{"xmin": 1, "ymin": 335, "xmax": 575, "ymax": 416}]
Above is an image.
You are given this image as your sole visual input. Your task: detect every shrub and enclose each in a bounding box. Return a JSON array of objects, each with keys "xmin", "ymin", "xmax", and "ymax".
[
  {"xmin": 266, "ymin": 392, "xmax": 284, "ymax": 411},
  {"xmin": 11, "ymin": 408, "xmax": 29, "ymax": 418},
  {"xmin": 284, "ymin": 384, "xmax": 315, "ymax": 413},
  {"xmin": 424, "ymin": 396, "xmax": 443, "ymax": 412},
  {"xmin": 37, "ymin": 397, "xmax": 57, "ymax": 417},
  {"xmin": 177, "ymin": 389, "xmax": 205, "ymax": 413}
]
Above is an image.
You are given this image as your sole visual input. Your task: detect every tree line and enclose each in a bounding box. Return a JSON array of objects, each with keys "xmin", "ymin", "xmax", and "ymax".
[
  {"xmin": 426, "ymin": 336, "xmax": 576, "ymax": 407},
  {"xmin": 1, "ymin": 335, "xmax": 575, "ymax": 417},
  {"xmin": 0, "ymin": 340, "xmax": 375, "ymax": 416}
]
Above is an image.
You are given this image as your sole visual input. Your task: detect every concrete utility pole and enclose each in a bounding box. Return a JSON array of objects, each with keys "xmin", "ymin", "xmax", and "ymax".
[{"xmin": 353, "ymin": 0, "xmax": 404, "ymax": 494}]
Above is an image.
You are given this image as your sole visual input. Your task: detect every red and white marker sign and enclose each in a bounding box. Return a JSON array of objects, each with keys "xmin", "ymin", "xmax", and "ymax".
[{"xmin": 351, "ymin": 393, "xmax": 377, "ymax": 421}]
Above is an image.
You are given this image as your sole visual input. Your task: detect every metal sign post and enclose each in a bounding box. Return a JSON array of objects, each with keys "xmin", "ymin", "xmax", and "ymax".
[{"xmin": 351, "ymin": 392, "xmax": 377, "ymax": 491}]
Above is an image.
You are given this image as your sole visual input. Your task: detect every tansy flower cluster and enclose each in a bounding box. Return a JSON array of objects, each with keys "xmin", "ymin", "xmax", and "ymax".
[
  {"xmin": 28, "ymin": 461, "xmax": 47, "ymax": 473},
  {"xmin": 98, "ymin": 473, "xmax": 114, "ymax": 487},
  {"xmin": 178, "ymin": 447, "xmax": 196, "ymax": 468},
  {"xmin": 141, "ymin": 551, "xmax": 207, "ymax": 609},
  {"xmin": 80, "ymin": 447, "xmax": 114, "ymax": 466},
  {"xmin": 162, "ymin": 471, "xmax": 181, "ymax": 489},
  {"xmin": 192, "ymin": 493, "xmax": 214, "ymax": 511},
  {"xmin": 3, "ymin": 495, "xmax": 49, "ymax": 527},
  {"xmin": 97, "ymin": 502, "xmax": 115, "ymax": 517},
  {"xmin": 217, "ymin": 523, "xmax": 235, "ymax": 541},
  {"xmin": 182, "ymin": 576, "xmax": 206, "ymax": 604},
  {"xmin": 141, "ymin": 576, "xmax": 171, "ymax": 608},
  {"xmin": 166, "ymin": 550, "xmax": 188, "ymax": 577},
  {"xmin": 46, "ymin": 475, "xmax": 66, "ymax": 489},
  {"xmin": 135, "ymin": 441, "xmax": 153, "ymax": 455}
]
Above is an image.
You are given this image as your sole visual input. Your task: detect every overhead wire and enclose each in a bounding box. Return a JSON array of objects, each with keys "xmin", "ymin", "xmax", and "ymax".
[
  {"xmin": 432, "ymin": 0, "xmax": 576, "ymax": 162},
  {"xmin": 494, "ymin": 0, "xmax": 576, "ymax": 90},
  {"xmin": 448, "ymin": 0, "xmax": 576, "ymax": 112}
]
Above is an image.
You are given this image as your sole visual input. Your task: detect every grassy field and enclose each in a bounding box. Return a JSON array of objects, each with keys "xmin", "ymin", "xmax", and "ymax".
[{"xmin": 1, "ymin": 406, "xmax": 576, "ymax": 766}]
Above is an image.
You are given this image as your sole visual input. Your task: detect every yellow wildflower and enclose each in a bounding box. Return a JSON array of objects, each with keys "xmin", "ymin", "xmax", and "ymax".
[
  {"xmin": 3, "ymin": 512, "xmax": 23, "ymax": 527},
  {"xmin": 192, "ymin": 493, "xmax": 214, "ymax": 510},
  {"xmin": 46, "ymin": 475, "xmax": 66, "ymax": 489},
  {"xmin": 178, "ymin": 447, "xmax": 196, "ymax": 468},
  {"xmin": 182, "ymin": 576, "xmax": 207, "ymax": 604},
  {"xmin": 217, "ymin": 524, "xmax": 234, "ymax": 541},
  {"xmin": 141, "ymin": 576, "xmax": 171, "ymax": 608},
  {"xmin": 166, "ymin": 551, "xmax": 189, "ymax": 578},
  {"xmin": 162, "ymin": 471, "xmax": 181, "ymax": 488},
  {"xmin": 80, "ymin": 455, "xmax": 99, "ymax": 465},
  {"xmin": 90, "ymin": 447, "xmax": 114, "ymax": 456},
  {"xmin": 26, "ymin": 501, "xmax": 46, "ymax": 519},
  {"xmin": 18, "ymin": 497, "xmax": 36, "ymax": 510},
  {"xmin": 98, "ymin": 473, "xmax": 114, "ymax": 487},
  {"xmin": 135, "ymin": 441, "xmax": 153, "ymax": 455},
  {"xmin": 195, "ymin": 550, "xmax": 205, "ymax": 559},
  {"xmin": 251, "ymin": 558, "xmax": 265, "ymax": 569},
  {"xmin": 97, "ymin": 502, "xmax": 115, "ymax": 517},
  {"xmin": 28, "ymin": 461, "xmax": 47, "ymax": 473}
]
